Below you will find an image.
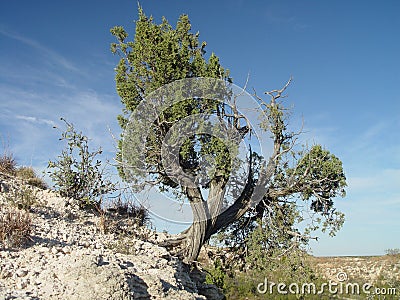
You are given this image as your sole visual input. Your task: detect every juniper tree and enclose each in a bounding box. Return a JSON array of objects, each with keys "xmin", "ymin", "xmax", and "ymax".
[{"xmin": 110, "ymin": 8, "xmax": 346, "ymax": 263}]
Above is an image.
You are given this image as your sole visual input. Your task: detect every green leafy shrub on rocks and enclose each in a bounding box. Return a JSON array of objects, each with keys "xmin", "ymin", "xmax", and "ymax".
[
  {"xmin": 4, "ymin": 185, "xmax": 39, "ymax": 211},
  {"xmin": 47, "ymin": 118, "xmax": 116, "ymax": 208}
]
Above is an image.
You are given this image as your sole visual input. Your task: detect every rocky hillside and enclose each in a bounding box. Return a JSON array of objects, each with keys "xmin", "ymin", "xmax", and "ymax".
[
  {"xmin": 312, "ymin": 255, "xmax": 400, "ymax": 284},
  {"xmin": 0, "ymin": 173, "xmax": 222, "ymax": 300}
]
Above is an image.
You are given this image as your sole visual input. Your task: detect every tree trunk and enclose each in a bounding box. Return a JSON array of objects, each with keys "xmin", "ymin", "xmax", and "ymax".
[
  {"xmin": 181, "ymin": 187, "xmax": 209, "ymax": 263},
  {"xmin": 182, "ymin": 219, "xmax": 207, "ymax": 263},
  {"xmin": 160, "ymin": 155, "xmax": 278, "ymax": 264}
]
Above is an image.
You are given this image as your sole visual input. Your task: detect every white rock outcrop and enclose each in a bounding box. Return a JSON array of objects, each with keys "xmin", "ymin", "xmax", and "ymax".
[{"xmin": 0, "ymin": 174, "xmax": 223, "ymax": 300}]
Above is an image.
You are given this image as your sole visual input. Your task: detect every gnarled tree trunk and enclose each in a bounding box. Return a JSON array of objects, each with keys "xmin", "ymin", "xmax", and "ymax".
[{"xmin": 161, "ymin": 154, "xmax": 277, "ymax": 264}]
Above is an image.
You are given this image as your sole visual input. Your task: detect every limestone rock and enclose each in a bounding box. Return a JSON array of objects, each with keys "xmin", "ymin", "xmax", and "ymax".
[{"xmin": 0, "ymin": 173, "xmax": 221, "ymax": 300}]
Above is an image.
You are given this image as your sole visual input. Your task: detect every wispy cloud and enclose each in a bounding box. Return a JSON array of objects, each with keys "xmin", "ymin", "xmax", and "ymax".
[
  {"xmin": 347, "ymin": 168, "xmax": 400, "ymax": 196},
  {"xmin": 16, "ymin": 115, "xmax": 57, "ymax": 127},
  {"xmin": 0, "ymin": 69, "xmax": 122, "ymax": 171},
  {"xmin": 0, "ymin": 27, "xmax": 79, "ymax": 73},
  {"xmin": 0, "ymin": 24, "xmax": 122, "ymax": 169},
  {"xmin": 0, "ymin": 62, "xmax": 77, "ymax": 90},
  {"xmin": 264, "ymin": 10, "xmax": 308, "ymax": 31}
]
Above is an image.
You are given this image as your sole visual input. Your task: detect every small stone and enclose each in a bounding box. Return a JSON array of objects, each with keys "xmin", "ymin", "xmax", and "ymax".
[
  {"xmin": 16, "ymin": 269, "xmax": 28, "ymax": 277},
  {"xmin": 62, "ymin": 246, "xmax": 71, "ymax": 254},
  {"xmin": 0, "ymin": 181, "xmax": 9, "ymax": 193},
  {"xmin": 16, "ymin": 279, "xmax": 28, "ymax": 289},
  {"xmin": 39, "ymin": 258, "xmax": 48, "ymax": 267},
  {"xmin": 2, "ymin": 262, "xmax": 13, "ymax": 271},
  {"xmin": 51, "ymin": 247, "xmax": 59, "ymax": 255},
  {"xmin": 32, "ymin": 267, "xmax": 42, "ymax": 276},
  {"xmin": 0, "ymin": 269, "xmax": 12, "ymax": 279}
]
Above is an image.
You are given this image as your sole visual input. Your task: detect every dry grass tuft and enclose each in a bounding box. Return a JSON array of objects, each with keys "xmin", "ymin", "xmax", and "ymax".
[
  {"xmin": 0, "ymin": 206, "xmax": 32, "ymax": 248},
  {"xmin": 16, "ymin": 166, "xmax": 47, "ymax": 189},
  {"xmin": 0, "ymin": 152, "xmax": 17, "ymax": 176}
]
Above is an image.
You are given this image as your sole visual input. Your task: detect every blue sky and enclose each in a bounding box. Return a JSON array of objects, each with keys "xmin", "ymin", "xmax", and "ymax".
[{"xmin": 0, "ymin": 0, "xmax": 399, "ymax": 256}]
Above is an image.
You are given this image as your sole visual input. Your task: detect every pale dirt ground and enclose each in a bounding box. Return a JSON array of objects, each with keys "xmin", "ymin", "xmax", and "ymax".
[{"xmin": 311, "ymin": 255, "xmax": 400, "ymax": 284}]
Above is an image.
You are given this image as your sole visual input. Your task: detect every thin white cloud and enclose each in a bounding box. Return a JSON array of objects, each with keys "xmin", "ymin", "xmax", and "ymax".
[
  {"xmin": 264, "ymin": 9, "xmax": 308, "ymax": 31},
  {"xmin": 16, "ymin": 115, "xmax": 57, "ymax": 127},
  {"xmin": 347, "ymin": 168, "xmax": 400, "ymax": 195},
  {"xmin": 0, "ymin": 62, "xmax": 77, "ymax": 90},
  {"xmin": 0, "ymin": 27, "xmax": 79, "ymax": 73},
  {"xmin": 0, "ymin": 82, "xmax": 122, "ymax": 165},
  {"xmin": 360, "ymin": 122, "xmax": 387, "ymax": 141}
]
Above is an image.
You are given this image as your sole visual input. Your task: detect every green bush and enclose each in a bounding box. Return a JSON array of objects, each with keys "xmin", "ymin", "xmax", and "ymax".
[
  {"xmin": 220, "ymin": 252, "xmax": 320, "ymax": 299},
  {"xmin": 47, "ymin": 118, "xmax": 116, "ymax": 208},
  {"xmin": 5, "ymin": 185, "xmax": 39, "ymax": 211},
  {"xmin": 205, "ymin": 258, "xmax": 227, "ymax": 292}
]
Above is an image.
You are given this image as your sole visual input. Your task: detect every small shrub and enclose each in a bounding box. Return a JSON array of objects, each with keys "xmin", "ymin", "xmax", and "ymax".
[
  {"xmin": 106, "ymin": 197, "xmax": 150, "ymax": 227},
  {"xmin": 47, "ymin": 118, "xmax": 116, "ymax": 208},
  {"xmin": 16, "ymin": 166, "xmax": 47, "ymax": 189},
  {"xmin": 107, "ymin": 237, "xmax": 137, "ymax": 255},
  {"xmin": 15, "ymin": 165, "xmax": 36, "ymax": 179},
  {"xmin": 0, "ymin": 152, "xmax": 17, "ymax": 176},
  {"xmin": 385, "ymin": 248, "xmax": 400, "ymax": 256},
  {"xmin": 0, "ymin": 206, "xmax": 32, "ymax": 248},
  {"xmin": 5, "ymin": 186, "xmax": 39, "ymax": 210},
  {"xmin": 205, "ymin": 258, "xmax": 227, "ymax": 292},
  {"xmin": 127, "ymin": 204, "xmax": 149, "ymax": 227},
  {"xmin": 97, "ymin": 209, "xmax": 108, "ymax": 234}
]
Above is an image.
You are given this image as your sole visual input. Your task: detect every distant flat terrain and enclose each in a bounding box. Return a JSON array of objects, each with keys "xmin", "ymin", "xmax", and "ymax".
[{"xmin": 311, "ymin": 255, "xmax": 400, "ymax": 284}]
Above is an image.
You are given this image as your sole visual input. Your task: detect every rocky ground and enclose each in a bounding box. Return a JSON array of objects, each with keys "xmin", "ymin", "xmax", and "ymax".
[
  {"xmin": 2, "ymin": 171, "xmax": 399, "ymax": 300},
  {"xmin": 312, "ymin": 255, "xmax": 400, "ymax": 284},
  {"xmin": 0, "ymin": 173, "xmax": 222, "ymax": 300}
]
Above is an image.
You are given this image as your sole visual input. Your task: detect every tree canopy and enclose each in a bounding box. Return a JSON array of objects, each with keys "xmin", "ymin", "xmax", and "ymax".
[{"xmin": 111, "ymin": 7, "xmax": 347, "ymax": 264}]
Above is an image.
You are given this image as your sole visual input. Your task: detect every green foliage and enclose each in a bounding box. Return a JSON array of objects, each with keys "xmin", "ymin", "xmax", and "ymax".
[
  {"xmin": 5, "ymin": 186, "xmax": 39, "ymax": 211},
  {"xmin": 47, "ymin": 118, "xmax": 116, "ymax": 207},
  {"xmin": 209, "ymin": 203, "xmax": 321, "ymax": 298},
  {"xmin": 16, "ymin": 166, "xmax": 47, "ymax": 189},
  {"xmin": 0, "ymin": 206, "xmax": 32, "ymax": 248},
  {"xmin": 248, "ymin": 231, "xmax": 315, "ymax": 280},
  {"xmin": 216, "ymin": 143, "xmax": 347, "ymax": 265},
  {"xmin": 212, "ymin": 202, "xmax": 329, "ymax": 299},
  {"xmin": 208, "ymin": 246, "xmax": 321, "ymax": 300},
  {"xmin": 213, "ymin": 201, "xmax": 303, "ymax": 268},
  {"xmin": 111, "ymin": 8, "xmax": 230, "ymax": 113},
  {"xmin": 111, "ymin": 7, "xmax": 231, "ymax": 182},
  {"xmin": 223, "ymin": 251, "xmax": 320, "ymax": 299},
  {"xmin": 112, "ymin": 7, "xmax": 347, "ymax": 266},
  {"xmin": 294, "ymin": 145, "xmax": 347, "ymax": 201},
  {"xmin": 205, "ymin": 258, "xmax": 227, "ymax": 292}
]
